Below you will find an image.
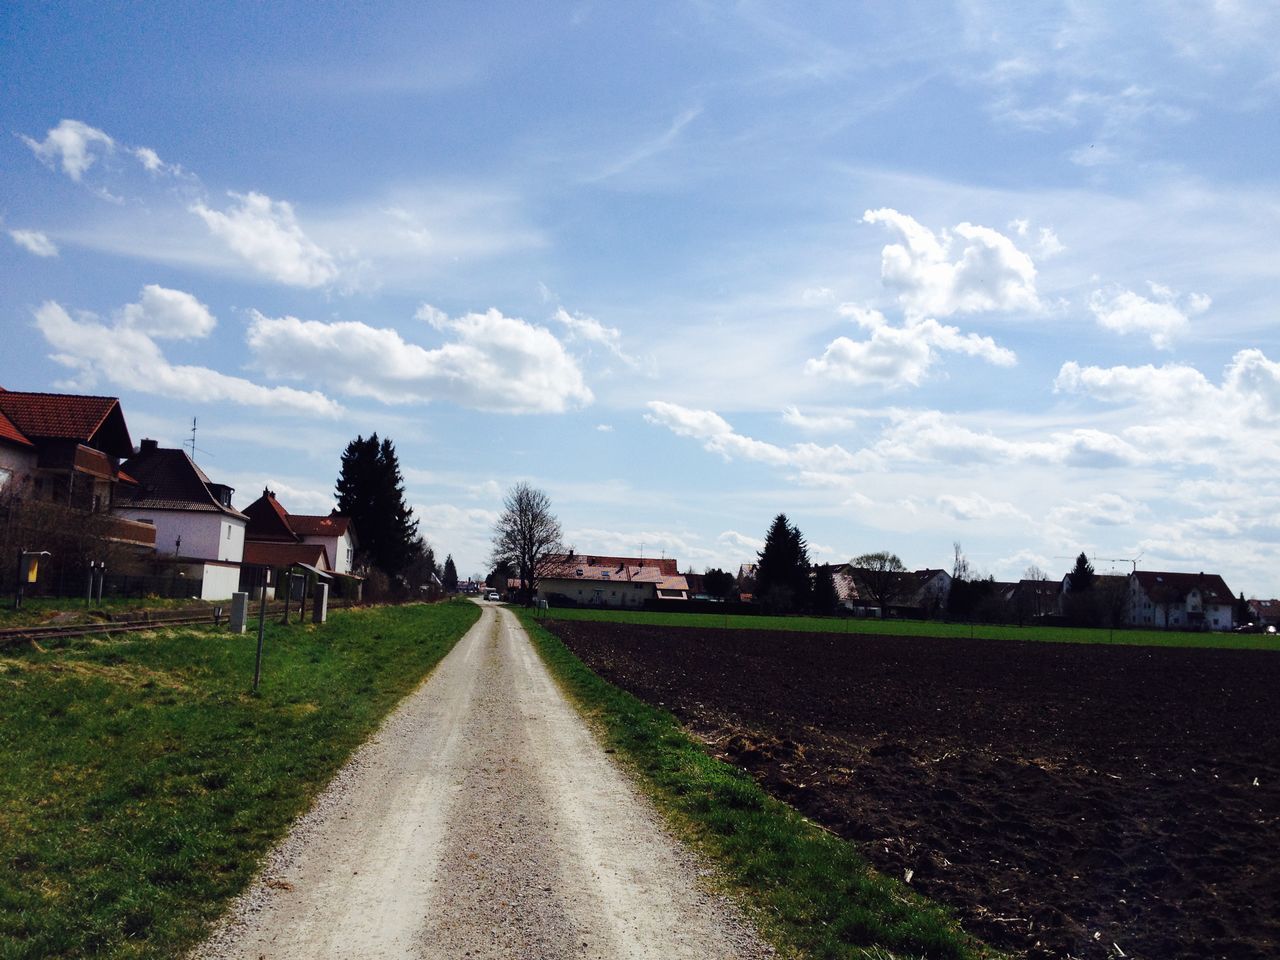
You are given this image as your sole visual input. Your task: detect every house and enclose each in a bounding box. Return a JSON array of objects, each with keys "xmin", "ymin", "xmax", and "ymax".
[
  {"xmin": 0, "ymin": 388, "xmax": 156, "ymax": 562},
  {"xmin": 1247, "ymin": 598, "xmax": 1280, "ymax": 627},
  {"xmin": 1126, "ymin": 570, "xmax": 1236, "ymax": 631},
  {"xmin": 0, "ymin": 386, "xmax": 134, "ymax": 512},
  {"xmin": 1008, "ymin": 578, "xmax": 1062, "ymax": 621},
  {"xmin": 844, "ymin": 566, "xmax": 952, "ymax": 618},
  {"xmin": 113, "ymin": 439, "xmax": 247, "ymax": 599},
  {"xmin": 240, "ymin": 488, "xmax": 360, "ymax": 598},
  {"xmin": 537, "ymin": 552, "xmax": 688, "ymax": 608}
]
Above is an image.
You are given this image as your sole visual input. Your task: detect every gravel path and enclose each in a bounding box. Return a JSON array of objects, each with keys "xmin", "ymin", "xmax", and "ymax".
[{"xmin": 194, "ymin": 602, "xmax": 772, "ymax": 959}]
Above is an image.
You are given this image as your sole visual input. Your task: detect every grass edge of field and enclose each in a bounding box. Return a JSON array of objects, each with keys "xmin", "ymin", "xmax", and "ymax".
[
  {"xmin": 516, "ymin": 608, "xmax": 1004, "ymax": 960},
  {"xmin": 0, "ymin": 600, "xmax": 481, "ymax": 960},
  {"xmin": 534, "ymin": 605, "xmax": 1280, "ymax": 651}
]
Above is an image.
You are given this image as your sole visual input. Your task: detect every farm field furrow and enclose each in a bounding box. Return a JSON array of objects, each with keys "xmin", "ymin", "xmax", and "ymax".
[{"xmin": 548, "ymin": 619, "xmax": 1280, "ymax": 960}]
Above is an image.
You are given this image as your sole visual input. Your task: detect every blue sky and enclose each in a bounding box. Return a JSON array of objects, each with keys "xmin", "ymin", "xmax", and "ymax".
[{"xmin": 4, "ymin": 1, "xmax": 1280, "ymax": 592}]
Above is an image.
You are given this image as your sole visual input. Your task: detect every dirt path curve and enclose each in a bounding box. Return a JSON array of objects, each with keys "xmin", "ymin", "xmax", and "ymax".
[{"xmin": 195, "ymin": 602, "xmax": 771, "ymax": 960}]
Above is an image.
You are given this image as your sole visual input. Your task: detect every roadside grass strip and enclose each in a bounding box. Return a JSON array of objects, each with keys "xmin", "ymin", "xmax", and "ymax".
[
  {"xmin": 518, "ymin": 610, "xmax": 1002, "ymax": 960},
  {"xmin": 536, "ymin": 606, "xmax": 1280, "ymax": 651},
  {"xmin": 0, "ymin": 600, "xmax": 479, "ymax": 960}
]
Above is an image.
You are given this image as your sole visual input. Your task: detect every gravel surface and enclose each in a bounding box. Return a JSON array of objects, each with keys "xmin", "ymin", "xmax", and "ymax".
[{"xmin": 193, "ymin": 603, "xmax": 772, "ymax": 959}]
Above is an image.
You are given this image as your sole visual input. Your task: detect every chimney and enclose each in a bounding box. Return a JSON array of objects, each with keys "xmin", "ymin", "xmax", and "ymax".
[{"xmin": 140, "ymin": 438, "xmax": 158, "ymax": 453}]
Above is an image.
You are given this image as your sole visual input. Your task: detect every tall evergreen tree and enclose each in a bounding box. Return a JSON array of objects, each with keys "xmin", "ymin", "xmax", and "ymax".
[
  {"xmin": 442, "ymin": 554, "xmax": 459, "ymax": 592},
  {"xmin": 335, "ymin": 433, "xmax": 420, "ymax": 578},
  {"xmin": 1069, "ymin": 552, "xmax": 1096, "ymax": 592},
  {"xmin": 754, "ymin": 513, "xmax": 811, "ymax": 614},
  {"xmin": 812, "ymin": 564, "xmax": 838, "ymax": 616}
]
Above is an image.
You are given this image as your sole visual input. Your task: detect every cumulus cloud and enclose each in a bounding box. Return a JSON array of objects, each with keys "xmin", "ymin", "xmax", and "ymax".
[
  {"xmin": 1088, "ymin": 282, "xmax": 1208, "ymax": 349},
  {"xmin": 1058, "ymin": 349, "xmax": 1280, "ymax": 428},
  {"xmin": 247, "ymin": 306, "xmax": 593, "ymax": 414},
  {"xmin": 781, "ymin": 406, "xmax": 868, "ymax": 433},
  {"xmin": 20, "ymin": 119, "xmax": 115, "ymax": 181},
  {"xmin": 9, "ymin": 229, "xmax": 58, "ymax": 257},
  {"xmin": 117, "ymin": 284, "xmax": 216, "ymax": 339},
  {"xmin": 863, "ymin": 208, "xmax": 1039, "ymax": 319},
  {"xmin": 805, "ymin": 303, "xmax": 1015, "ymax": 387},
  {"xmin": 33, "ymin": 299, "xmax": 340, "ymax": 417},
  {"xmin": 192, "ymin": 191, "xmax": 338, "ymax": 288}
]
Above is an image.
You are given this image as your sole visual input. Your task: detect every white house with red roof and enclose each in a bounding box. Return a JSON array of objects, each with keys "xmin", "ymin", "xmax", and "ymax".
[
  {"xmin": 537, "ymin": 552, "xmax": 688, "ymax": 607},
  {"xmin": 240, "ymin": 487, "xmax": 359, "ymax": 597}
]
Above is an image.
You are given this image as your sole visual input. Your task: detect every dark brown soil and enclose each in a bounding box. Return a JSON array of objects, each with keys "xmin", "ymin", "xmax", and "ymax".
[{"xmin": 548, "ymin": 621, "xmax": 1280, "ymax": 960}]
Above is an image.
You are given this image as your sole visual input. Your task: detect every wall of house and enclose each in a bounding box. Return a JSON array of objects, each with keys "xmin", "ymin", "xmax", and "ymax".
[
  {"xmin": 298, "ymin": 533, "xmax": 349, "ymax": 573},
  {"xmin": 538, "ymin": 576, "xmax": 655, "ymax": 607},
  {"xmin": 0, "ymin": 446, "xmax": 37, "ymax": 491},
  {"xmin": 114, "ymin": 508, "xmax": 246, "ymax": 563}
]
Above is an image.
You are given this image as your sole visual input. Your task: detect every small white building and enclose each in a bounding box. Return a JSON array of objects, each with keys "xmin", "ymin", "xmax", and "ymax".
[
  {"xmin": 537, "ymin": 553, "xmax": 687, "ymax": 608},
  {"xmin": 113, "ymin": 439, "xmax": 247, "ymax": 600}
]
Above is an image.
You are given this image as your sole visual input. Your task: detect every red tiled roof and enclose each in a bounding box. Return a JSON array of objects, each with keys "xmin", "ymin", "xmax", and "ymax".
[
  {"xmin": 242, "ymin": 488, "xmax": 298, "ymax": 542},
  {"xmin": 290, "ymin": 513, "xmax": 350, "ymax": 537},
  {"xmin": 0, "ymin": 390, "xmax": 131, "ymax": 455},
  {"xmin": 0, "ymin": 407, "xmax": 33, "ymax": 448},
  {"xmin": 243, "ymin": 541, "xmax": 330, "ymax": 570},
  {"xmin": 543, "ymin": 553, "xmax": 680, "ymax": 578}
]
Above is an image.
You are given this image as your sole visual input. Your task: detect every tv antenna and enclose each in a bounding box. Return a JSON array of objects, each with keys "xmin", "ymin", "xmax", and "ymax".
[{"xmin": 184, "ymin": 417, "xmax": 212, "ymax": 462}]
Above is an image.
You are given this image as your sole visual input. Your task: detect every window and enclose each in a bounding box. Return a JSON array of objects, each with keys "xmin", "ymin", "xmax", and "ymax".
[
  {"xmin": 226, "ymin": 524, "xmax": 232, "ymax": 540},
  {"xmin": 0, "ymin": 467, "xmax": 10, "ymax": 490}
]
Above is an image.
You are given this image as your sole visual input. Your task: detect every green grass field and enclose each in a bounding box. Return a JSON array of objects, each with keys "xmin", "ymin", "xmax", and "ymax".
[
  {"xmin": 519, "ymin": 609, "xmax": 1001, "ymax": 960},
  {"xmin": 534, "ymin": 605, "xmax": 1280, "ymax": 650},
  {"xmin": 0, "ymin": 600, "xmax": 478, "ymax": 960}
]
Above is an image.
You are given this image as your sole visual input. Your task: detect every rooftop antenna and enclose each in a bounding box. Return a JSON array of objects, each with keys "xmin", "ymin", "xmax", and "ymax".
[{"xmin": 184, "ymin": 417, "xmax": 212, "ymax": 462}]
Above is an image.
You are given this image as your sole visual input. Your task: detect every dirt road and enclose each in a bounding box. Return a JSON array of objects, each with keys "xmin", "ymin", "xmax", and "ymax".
[{"xmin": 195, "ymin": 603, "xmax": 769, "ymax": 959}]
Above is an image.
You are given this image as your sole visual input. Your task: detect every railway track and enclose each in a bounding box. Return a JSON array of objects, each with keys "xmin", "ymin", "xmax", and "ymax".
[{"xmin": 0, "ymin": 599, "xmax": 359, "ymax": 646}]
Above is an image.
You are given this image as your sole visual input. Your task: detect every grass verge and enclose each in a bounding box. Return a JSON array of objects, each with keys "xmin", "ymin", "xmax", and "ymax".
[
  {"xmin": 517, "ymin": 608, "xmax": 1001, "ymax": 960},
  {"xmin": 0, "ymin": 600, "xmax": 479, "ymax": 960},
  {"xmin": 535, "ymin": 606, "xmax": 1280, "ymax": 651}
]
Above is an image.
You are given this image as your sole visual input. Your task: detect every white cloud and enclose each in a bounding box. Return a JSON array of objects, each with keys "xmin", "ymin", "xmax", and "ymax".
[
  {"xmin": 644, "ymin": 401, "xmax": 870, "ymax": 479},
  {"xmin": 863, "ymin": 208, "xmax": 1039, "ymax": 319},
  {"xmin": 33, "ymin": 300, "xmax": 341, "ymax": 417},
  {"xmin": 9, "ymin": 229, "xmax": 58, "ymax": 257},
  {"xmin": 805, "ymin": 303, "xmax": 1015, "ymax": 387},
  {"xmin": 20, "ymin": 119, "xmax": 115, "ymax": 181},
  {"xmin": 1058, "ymin": 349, "xmax": 1280, "ymax": 430},
  {"xmin": 780, "ymin": 406, "xmax": 868, "ymax": 433},
  {"xmin": 718, "ymin": 530, "xmax": 764, "ymax": 555},
  {"xmin": 191, "ymin": 191, "xmax": 338, "ymax": 288},
  {"xmin": 553, "ymin": 307, "xmax": 637, "ymax": 366},
  {"xmin": 595, "ymin": 424, "xmax": 614, "ymax": 432},
  {"xmin": 117, "ymin": 284, "xmax": 216, "ymax": 340},
  {"xmin": 1088, "ymin": 282, "xmax": 1208, "ymax": 349},
  {"xmin": 937, "ymin": 493, "xmax": 1029, "ymax": 524},
  {"xmin": 247, "ymin": 307, "xmax": 593, "ymax": 414}
]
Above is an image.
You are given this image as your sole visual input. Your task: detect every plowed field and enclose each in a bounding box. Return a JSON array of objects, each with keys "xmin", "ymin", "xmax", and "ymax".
[{"xmin": 548, "ymin": 621, "xmax": 1280, "ymax": 960}]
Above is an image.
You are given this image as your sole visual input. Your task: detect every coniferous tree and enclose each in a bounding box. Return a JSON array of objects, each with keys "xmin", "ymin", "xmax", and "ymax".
[
  {"xmin": 335, "ymin": 433, "xmax": 420, "ymax": 578},
  {"xmin": 1069, "ymin": 552, "xmax": 1095, "ymax": 592},
  {"xmin": 442, "ymin": 554, "xmax": 458, "ymax": 592},
  {"xmin": 812, "ymin": 564, "xmax": 838, "ymax": 616},
  {"xmin": 703, "ymin": 567, "xmax": 736, "ymax": 601},
  {"xmin": 754, "ymin": 513, "xmax": 811, "ymax": 614}
]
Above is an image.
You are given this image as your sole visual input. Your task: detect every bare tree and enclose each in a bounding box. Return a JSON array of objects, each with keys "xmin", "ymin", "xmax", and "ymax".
[
  {"xmin": 490, "ymin": 482, "xmax": 562, "ymax": 606},
  {"xmin": 851, "ymin": 550, "xmax": 906, "ymax": 609},
  {"xmin": 1023, "ymin": 564, "xmax": 1049, "ymax": 582}
]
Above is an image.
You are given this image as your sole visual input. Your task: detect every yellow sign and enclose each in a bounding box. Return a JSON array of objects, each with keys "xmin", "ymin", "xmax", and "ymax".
[{"xmin": 23, "ymin": 556, "xmax": 40, "ymax": 584}]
